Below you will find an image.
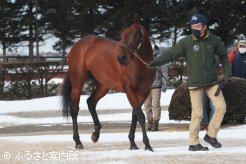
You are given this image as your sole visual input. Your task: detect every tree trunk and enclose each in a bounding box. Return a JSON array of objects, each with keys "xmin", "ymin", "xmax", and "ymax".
[
  {"xmin": 2, "ymin": 43, "xmax": 7, "ymax": 62},
  {"xmin": 0, "ymin": 66, "xmax": 5, "ymax": 98},
  {"xmin": 62, "ymin": 41, "xmax": 66, "ymax": 64},
  {"xmin": 172, "ymin": 26, "xmax": 177, "ymax": 46},
  {"xmin": 35, "ymin": 0, "xmax": 39, "ymax": 61},
  {"xmin": 28, "ymin": 1, "xmax": 34, "ymax": 62}
]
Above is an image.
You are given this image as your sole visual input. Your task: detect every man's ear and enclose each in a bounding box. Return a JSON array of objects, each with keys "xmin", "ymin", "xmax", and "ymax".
[{"xmin": 203, "ymin": 25, "xmax": 207, "ymax": 30}]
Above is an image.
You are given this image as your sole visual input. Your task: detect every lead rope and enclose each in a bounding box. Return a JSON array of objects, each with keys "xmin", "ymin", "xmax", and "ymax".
[
  {"xmin": 120, "ymin": 44, "xmax": 149, "ymax": 67},
  {"xmin": 121, "ymin": 44, "xmax": 169, "ymax": 82},
  {"xmin": 156, "ymin": 67, "xmax": 169, "ymax": 83}
]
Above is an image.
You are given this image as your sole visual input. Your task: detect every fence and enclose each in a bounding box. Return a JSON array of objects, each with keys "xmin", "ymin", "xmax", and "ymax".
[
  {"xmin": 0, "ymin": 61, "xmax": 66, "ymax": 100},
  {"xmin": 0, "ymin": 55, "xmax": 67, "ymax": 63},
  {"xmin": 0, "ymin": 56, "xmax": 225, "ymax": 100}
]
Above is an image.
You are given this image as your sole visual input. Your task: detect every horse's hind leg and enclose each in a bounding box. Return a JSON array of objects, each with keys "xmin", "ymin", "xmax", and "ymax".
[
  {"xmin": 70, "ymin": 74, "xmax": 87, "ymax": 149},
  {"xmin": 87, "ymin": 81, "xmax": 109, "ymax": 143}
]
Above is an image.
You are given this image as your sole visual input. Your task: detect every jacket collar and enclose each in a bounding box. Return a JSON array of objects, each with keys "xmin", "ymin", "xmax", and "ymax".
[{"xmin": 192, "ymin": 30, "xmax": 209, "ymax": 41}]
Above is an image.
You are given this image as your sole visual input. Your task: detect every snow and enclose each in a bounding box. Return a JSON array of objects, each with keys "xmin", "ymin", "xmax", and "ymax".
[
  {"xmin": 0, "ymin": 111, "xmax": 187, "ymax": 128},
  {"xmin": 0, "ymin": 89, "xmax": 174, "ymax": 113},
  {"xmin": 0, "ymin": 89, "xmax": 186, "ymax": 128},
  {"xmin": 0, "ymin": 88, "xmax": 245, "ymax": 163}
]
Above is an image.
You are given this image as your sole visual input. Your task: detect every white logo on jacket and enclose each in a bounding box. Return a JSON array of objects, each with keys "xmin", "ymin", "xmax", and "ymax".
[{"xmin": 193, "ymin": 45, "xmax": 199, "ymax": 52}]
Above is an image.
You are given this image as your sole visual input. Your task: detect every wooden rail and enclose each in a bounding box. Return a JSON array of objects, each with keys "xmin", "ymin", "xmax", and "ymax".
[{"xmin": 0, "ymin": 60, "xmax": 224, "ymax": 81}]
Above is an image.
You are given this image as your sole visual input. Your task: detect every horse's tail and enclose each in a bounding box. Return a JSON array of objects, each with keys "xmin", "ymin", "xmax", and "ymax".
[{"xmin": 61, "ymin": 71, "xmax": 72, "ymax": 118}]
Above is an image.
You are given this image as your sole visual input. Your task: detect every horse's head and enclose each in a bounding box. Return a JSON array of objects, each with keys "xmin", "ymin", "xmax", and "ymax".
[{"xmin": 118, "ymin": 20, "xmax": 152, "ymax": 66}]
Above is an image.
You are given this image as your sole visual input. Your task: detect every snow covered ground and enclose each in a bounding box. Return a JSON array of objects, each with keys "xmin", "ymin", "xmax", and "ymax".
[
  {"xmin": 0, "ymin": 90, "xmax": 188, "ymax": 127},
  {"xmin": 0, "ymin": 89, "xmax": 245, "ymax": 163}
]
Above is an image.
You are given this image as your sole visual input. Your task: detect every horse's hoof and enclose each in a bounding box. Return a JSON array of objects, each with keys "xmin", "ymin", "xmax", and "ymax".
[
  {"xmin": 91, "ymin": 132, "xmax": 99, "ymax": 143},
  {"xmin": 75, "ymin": 144, "xmax": 84, "ymax": 150},
  {"xmin": 130, "ymin": 145, "xmax": 139, "ymax": 150},
  {"xmin": 145, "ymin": 146, "xmax": 154, "ymax": 152}
]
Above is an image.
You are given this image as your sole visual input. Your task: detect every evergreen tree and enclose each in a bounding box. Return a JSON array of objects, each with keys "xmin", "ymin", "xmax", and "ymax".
[
  {"xmin": 73, "ymin": 0, "xmax": 105, "ymax": 37},
  {"xmin": 39, "ymin": 0, "xmax": 77, "ymax": 62},
  {"xmin": 101, "ymin": 0, "xmax": 162, "ymax": 40},
  {"xmin": 0, "ymin": 0, "xmax": 21, "ymax": 62},
  {"xmin": 13, "ymin": 0, "xmax": 45, "ymax": 61},
  {"xmin": 180, "ymin": 0, "xmax": 246, "ymax": 47},
  {"xmin": 153, "ymin": 0, "xmax": 192, "ymax": 45},
  {"xmin": 2, "ymin": 0, "xmax": 246, "ymax": 58}
]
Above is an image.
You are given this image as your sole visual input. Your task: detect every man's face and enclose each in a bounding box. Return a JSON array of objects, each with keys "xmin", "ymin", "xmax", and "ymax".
[
  {"xmin": 238, "ymin": 44, "xmax": 246, "ymax": 54},
  {"xmin": 191, "ymin": 24, "xmax": 206, "ymax": 31},
  {"xmin": 239, "ymin": 45, "xmax": 246, "ymax": 48},
  {"xmin": 191, "ymin": 24, "xmax": 207, "ymax": 38}
]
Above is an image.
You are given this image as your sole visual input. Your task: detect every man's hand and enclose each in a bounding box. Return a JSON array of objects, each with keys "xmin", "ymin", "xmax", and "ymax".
[{"xmin": 148, "ymin": 61, "xmax": 156, "ymax": 70}]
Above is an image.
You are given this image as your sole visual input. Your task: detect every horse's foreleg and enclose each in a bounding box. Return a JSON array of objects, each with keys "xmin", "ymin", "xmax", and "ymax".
[
  {"xmin": 135, "ymin": 107, "xmax": 153, "ymax": 151},
  {"xmin": 126, "ymin": 90, "xmax": 153, "ymax": 151},
  {"xmin": 128, "ymin": 112, "xmax": 138, "ymax": 150},
  {"xmin": 87, "ymin": 82, "xmax": 108, "ymax": 143}
]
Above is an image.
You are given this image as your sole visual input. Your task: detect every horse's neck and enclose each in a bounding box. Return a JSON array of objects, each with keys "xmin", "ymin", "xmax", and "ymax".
[{"xmin": 140, "ymin": 43, "xmax": 153, "ymax": 62}]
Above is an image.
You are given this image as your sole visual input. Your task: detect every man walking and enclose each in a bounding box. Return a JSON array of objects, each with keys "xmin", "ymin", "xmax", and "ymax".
[{"xmin": 149, "ymin": 13, "xmax": 231, "ymax": 151}]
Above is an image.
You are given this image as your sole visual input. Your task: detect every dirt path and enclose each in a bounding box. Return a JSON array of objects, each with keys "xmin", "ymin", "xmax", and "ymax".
[
  {"xmin": 1, "ymin": 123, "xmax": 245, "ymax": 163},
  {"xmin": 0, "ymin": 106, "xmax": 245, "ymax": 163},
  {"xmin": 0, "ymin": 121, "xmax": 190, "ymax": 135}
]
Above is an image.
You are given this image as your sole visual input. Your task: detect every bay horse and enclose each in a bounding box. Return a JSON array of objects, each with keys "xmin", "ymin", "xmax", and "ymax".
[{"xmin": 61, "ymin": 20, "xmax": 155, "ymax": 151}]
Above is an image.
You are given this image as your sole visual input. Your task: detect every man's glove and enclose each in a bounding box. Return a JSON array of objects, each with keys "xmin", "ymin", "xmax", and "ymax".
[
  {"xmin": 161, "ymin": 85, "xmax": 167, "ymax": 92},
  {"xmin": 148, "ymin": 61, "xmax": 156, "ymax": 70}
]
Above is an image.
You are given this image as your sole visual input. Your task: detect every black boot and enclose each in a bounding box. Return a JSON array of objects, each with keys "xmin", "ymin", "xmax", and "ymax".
[
  {"xmin": 147, "ymin": 120, "xmax": 152, "ymax": 131},
  {"xmin": 151, "ymin": 121, "xmax": 159, "ymax": 131},
  {"xmin": 200, "ymin": 123, "xmax": 208, "ymax": 131},
  {"xmin": 204, "ymin": 134, "xmax": 222, "ymax": 148},
  {"xmin": 189, "ymin": 144, "xmax": 209, "ymax": 151}
]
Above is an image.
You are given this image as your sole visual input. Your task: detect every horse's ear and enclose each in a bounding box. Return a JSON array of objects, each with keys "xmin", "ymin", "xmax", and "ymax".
[
  {"xmin": 133, "ymin": 14, "xmax": 139, "ymax": 23},
  {"xmin": 121, "ymin": 16, "xmax": 127, "ymax": 26},
  {"xmin": 121, "ymin": 14, "xmax": 134, "ymax": 24}
]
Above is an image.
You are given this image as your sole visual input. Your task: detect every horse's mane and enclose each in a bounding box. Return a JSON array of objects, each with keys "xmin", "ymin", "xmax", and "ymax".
[
  {"xmin": 121, "ymin": 21, "xmax": 135, "ymax": 31},
  {"xmin": 121, "ymin": 15, "xmax": 139, "ymax": 32}
]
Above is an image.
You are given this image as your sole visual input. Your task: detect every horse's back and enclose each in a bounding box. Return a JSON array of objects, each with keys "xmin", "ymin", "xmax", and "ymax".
[
  {"xmin": 68, "ymin": 35, "xmax": 123, "ymax": 90},
  {"xmin": 69, "ymin": 35, "xmax": 118, "ymax": 63}
]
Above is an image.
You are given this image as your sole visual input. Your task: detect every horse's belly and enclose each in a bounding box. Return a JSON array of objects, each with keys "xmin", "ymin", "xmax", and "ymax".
[{"xmin": 90, "ymin": 65, "xmax": 125, "ymax": 92}]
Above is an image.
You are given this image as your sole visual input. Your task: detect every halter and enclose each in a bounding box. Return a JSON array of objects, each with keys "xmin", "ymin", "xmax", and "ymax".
[
  {"xmin": 120, "ymin": 26, "xmax": 169, "ymax": 82},
  {"xmin": 136, "ymin": 27, "xmax": 145, "ymax": 51},
  {"xmin": 120, "ymin": 26, "xmax": 149, "ymax": 67}
]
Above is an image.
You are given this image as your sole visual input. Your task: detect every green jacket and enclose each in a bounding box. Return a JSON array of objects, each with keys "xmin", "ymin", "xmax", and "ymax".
[{"xmin": 153, "ymin": 31, "xmax": 231, "ymax": 87}]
